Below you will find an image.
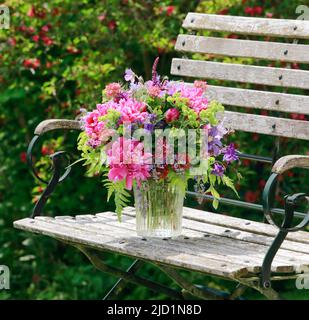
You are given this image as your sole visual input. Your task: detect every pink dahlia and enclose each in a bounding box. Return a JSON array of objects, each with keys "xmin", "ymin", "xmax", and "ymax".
[
  {"xmin": 179, "ymin": 84, "xmax": 208, "ymax": 114},
  {"xmin": 107, "ymin": 138, "xmax": 152, "ymax": 189}
]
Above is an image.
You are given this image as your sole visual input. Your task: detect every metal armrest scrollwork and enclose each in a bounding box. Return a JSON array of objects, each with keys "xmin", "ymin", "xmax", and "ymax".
[
  {"xmin": 261, "ymin": 155, "xmax": 309, "ymax": 289},
  {"xmin": 27, "ymin": 119, "xmax": 81, "ymax": 218}
]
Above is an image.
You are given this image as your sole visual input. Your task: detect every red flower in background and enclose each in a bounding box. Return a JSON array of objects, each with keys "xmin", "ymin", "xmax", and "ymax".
[
  {"xmin": 245, "ymin": 191, "xmax": 259, "ymax": 203},
  {"xmin": 245, "ymin": 6, "xmax": 264, "ymax": 16},
  {"xmin": 218, "ymin": 8, "xmax": 229, "ymax": 15},
  {"xmin": 290, "ymin": 113, "xmax": 306, "ymax": 120},
  {"xmin": 258, "ymin": 179, "xmax": 266, "ymax": 189},
  {"xmin": 46, "ymin": 61, "xmax": 53, "ymax": 68},
  {"xmin": 166, "ymin": 6, "xmax": 175, "ymax": 16},
  {"xmin": 23, "ymin": 58, "xmax": 41, "ymax": 69},
  {"xmin": 41, "ymin": 36, "xmax": 54, "ymax": 46},
  {"xmin": 8, "ymin": 37, "xmax": 17, "ymax": 46},
  {"xmin": 32, "ymin": 35, "xmax": 40, "ymax": 42},
  {"xmin": 67, "ymin": 46, "xmax": 80, "ymax": 54},
  {"xmin": 20, "ymin": 152, "xmax": 27, "ymax": 163},
  {"xmin": 27, "ymin": 5, "xmax": 46, "ymax": 19},
  {"xmin": 41, "ymin": 146, "xmax": 54, "ymax": 156},
  {"xmin": 52, "ymin": 8, "xmax": 60, "ymax": 16},
  {"xmin": 254, "ymin": 6, "xmax": 263, "ymax": 15},
  {"xmin": 41, "ymin": 24, "xmax": 52, "ymax": 33},
  {"xmin": 108, "ymin": 20, "xmax": 117, "ymax": 31},
  {"xmin": 27, "ymin": 5, "xmax": 36, "ymax": 17},
  {"xmin": 244, "ymin": 7, "xmax": 254, "ymax": 15}
]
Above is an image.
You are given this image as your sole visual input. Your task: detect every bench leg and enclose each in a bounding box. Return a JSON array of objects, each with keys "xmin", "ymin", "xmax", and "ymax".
[
  {"xmin": 71, "ymin": 243, "xmax": 280, "ymax": 300},
  {"xmin": 74, "ymin": 245, "xmax": 184, "ymax": 300},
  {"xmin": 237, "ymin": 278, "xmax": 281, "ymax": 300},
  {"xmin": 103, "ymin": 260, "xmax": 144, "ymax": 300}
]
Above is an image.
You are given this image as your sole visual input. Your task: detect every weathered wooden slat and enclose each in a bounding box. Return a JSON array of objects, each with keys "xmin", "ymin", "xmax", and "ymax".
[
  {"xmin": 120, "ymin": 208, "xmax": 309, "ymax": 255},
  {"xmin": 29, "ymin": 214, "xmax": 307, "ymax": 274},
  {"xmin": 13, "ymin": 217, "xmax": 249, "ymax": 278},
  {"xmin": 104, "ymin": 212, "xmax": 309, "ymax": 269},
  {"xmin": 176, "ymin": 35, "xmax": 309, "ymax": 63},
  {"xmin": 91, "ymin": 215, "xmax": 299, "ymax": 273},
  {"xmin": 123, "ymin": 207, "xmax": 309, "ymax": 246},
  {"xmin": 217, "ymin": 111, "xmax": 309, "ymax": 140},
  {"xmin": 177, "ymin": 207, "xmax": 309, "ymax": 245},
  {"xmin": 182, "ymin": 13, "xmax": 309, "ymax": 39},
  {"xmin": 35, "ymin": 215, "xmax": 263, "ymax": 273},
  {"xmin": 203, "ymin": 85, "xmax": 309, "ymax": 115},
  {"xmin": 14, "ymin": 210, "xmax": 309, "ymax": 276},
  {"xmin": 34, "ymin": 119, "xmax": 81, "ymax": 135},
  {"xmin": 171, "ymin": 58, "xmax": 309, "ymax": 89},
  {"xmin": 272, "ymin": 155, "xmax": 309, "ymax": 174}
]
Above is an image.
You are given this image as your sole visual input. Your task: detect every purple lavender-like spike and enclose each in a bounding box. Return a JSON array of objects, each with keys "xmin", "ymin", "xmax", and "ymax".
[{"xmin": 152, "ymin": 57, "xmax": 160, "ymax": 85}]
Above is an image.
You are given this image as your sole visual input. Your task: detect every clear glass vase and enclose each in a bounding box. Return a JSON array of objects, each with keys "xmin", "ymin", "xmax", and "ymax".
[{"xmin": 133, "ymin": 177, "xmax": 185, "ymax": 238}]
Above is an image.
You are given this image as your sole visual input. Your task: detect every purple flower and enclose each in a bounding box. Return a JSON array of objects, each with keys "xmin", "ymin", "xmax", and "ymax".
[
  {"xmin": 152, "ymin": 57, "xmax": 160, "ymax": 85},
  {"xmin": 144, "ymin": 123, "xmax": 155, "ymax": 132},
  {"xmin": 223, "ymin": 143, "xmax": 238, "ymax": 163},
  {"xmin": 129, "ymin": 82, "xmax": 141, "ymax": 91},
  {"xmin": 124, "ymin": 68, "xmax": 135, "ymax": 82},
  {"xmin": 212, "ymin": 163, "xmax": 225, "ymax": 177}
]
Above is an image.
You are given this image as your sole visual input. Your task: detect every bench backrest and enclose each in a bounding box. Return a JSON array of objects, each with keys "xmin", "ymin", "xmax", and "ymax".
[{"xmin": 171, "ymin": 13, "xmax": 309, "ymax": 141}]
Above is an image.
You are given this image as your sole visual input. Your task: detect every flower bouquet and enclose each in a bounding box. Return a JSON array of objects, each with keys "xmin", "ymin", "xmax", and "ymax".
[{"xmin": 77, "ymin": 58, "xmax": 240, "ymax": 237}]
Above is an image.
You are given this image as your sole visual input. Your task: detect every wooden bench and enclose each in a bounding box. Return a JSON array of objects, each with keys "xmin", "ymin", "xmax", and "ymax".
[{"xmin": 14, "ymin": 13, "xmax": 309, "ymax": 300}]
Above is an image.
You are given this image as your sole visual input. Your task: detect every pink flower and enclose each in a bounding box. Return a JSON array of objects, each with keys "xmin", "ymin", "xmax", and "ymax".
[
  {"xmin": 179, "ymin": 84, "xmax": 208, "ymax": 114},
  {"xmin": 147, "ymin": 85, "xmax": 161, "ymax": 97},
  {"xmin": 105, "ymin": 82, "xmax": 121, "ymax": 98},
  {"xmin": 41, "ymin": 24, "xmax": 51, "ymax": 33},
  {"xmin": 165, "ymin": 108, "xmax": 180, "ymax": 123},
  {"xmin": 194, "ymin": 80, "xmax": 207, "ymax": 90},
  {"xmin": 116, "ymin": 98, "xmax": 148, "ymax": 123},
  {"xmin": 98, "ymin": 13, "xmax": 106, "ymax": 21},
  {"xmin": 27, "ymin": 5, "xmax": 36, "ymax": 17},
  {"xmin": 107, "ymin": 138, "xmax": 152, "ymax": 190}
]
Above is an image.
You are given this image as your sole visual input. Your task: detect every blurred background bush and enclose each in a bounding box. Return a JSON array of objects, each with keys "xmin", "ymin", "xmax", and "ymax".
[{"xmin": 0, "ymin": 0, "xmax": 308, "ymax": 299}]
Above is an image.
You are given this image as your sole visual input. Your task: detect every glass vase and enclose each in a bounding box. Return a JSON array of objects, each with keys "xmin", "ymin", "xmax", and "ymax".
[{"xmin": 133, "ymin": 177, "xmax": 185, "ymax": 238}]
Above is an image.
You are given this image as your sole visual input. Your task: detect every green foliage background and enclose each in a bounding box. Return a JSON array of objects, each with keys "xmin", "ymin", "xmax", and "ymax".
[{"xmin": 0, "ymin": 0, "xmax": 308, "ymax": 299}]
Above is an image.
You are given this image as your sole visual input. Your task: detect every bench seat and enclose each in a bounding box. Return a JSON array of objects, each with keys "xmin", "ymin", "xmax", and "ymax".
[{"xmin": 14, "ymin": 206, "xmax": 309, "ymax": 282}]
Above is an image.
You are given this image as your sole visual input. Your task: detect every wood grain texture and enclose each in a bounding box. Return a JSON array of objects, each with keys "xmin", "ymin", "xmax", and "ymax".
[
  {"xmin": 13, "ymin": 216, "xmax": 248, "ymax": 278},
  {"xmin": 171, "ymin": 58, "xmax": 309, "ymax": 89},
  {"xmin": 34, "ymin": 119, "xmax": 81, "ymax": 135},
  {"xmin": 203, "ymin": 85, "xmax": 309, "ymax": 115},
  {"xmin": 182, "ymin": 13, "xmax": 309, "ymax": 39},
  {"xmin": 218, "ymin": 111, "xmax": 309, "ymax": 140},
  {"xmin": 272, "ymin": 155, "xmax": 309, "ymax": 174},
  {"xmin": 175, "ymin": 35, "xmax": 309, "ymax": 63},
  {"xmin": 123, "ymin": 207, "xmax": 309, "ymax": 246},
  {"xmin": 14, "ymin": 207, "xmax": 309, "ymax": 280}
]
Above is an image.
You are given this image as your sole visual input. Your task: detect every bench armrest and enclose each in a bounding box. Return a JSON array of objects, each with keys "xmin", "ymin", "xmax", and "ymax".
[
  {"xmin": 272, "ymin": 155, "xmax": 309, "ymax": 174},
  {"xmin": 28, "ymin": 119, "xmax": 82, "ymax": 217},
  {"xmin": 34, "ymin": 119, "xmax": 81, "ymax": 135}
]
